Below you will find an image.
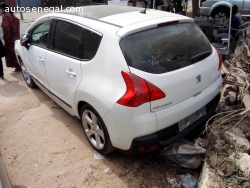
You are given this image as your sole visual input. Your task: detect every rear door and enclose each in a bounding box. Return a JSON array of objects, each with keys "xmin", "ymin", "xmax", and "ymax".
[
  {"xmin": 120, "ymin": 22, "xmax": 220, "ymax": 111},
  {"xmin": 45, "ymin": 19, "xmax": 82, "ymax": 107}
]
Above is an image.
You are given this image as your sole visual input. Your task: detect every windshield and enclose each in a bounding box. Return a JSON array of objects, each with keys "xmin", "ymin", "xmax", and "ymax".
[{"xmin": 120, "ymin": 22, "xmax": 212, "ymax": 74}]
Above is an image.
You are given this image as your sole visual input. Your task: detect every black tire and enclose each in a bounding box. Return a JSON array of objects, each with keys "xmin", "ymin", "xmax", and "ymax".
[
  {"xmin": 212, "ymin": 8, "xmax": 229, "ymax": 19},
  {"xmin": 80, "ymin": 104, "xmax": 114, "ymax": 154},
  {"xmin": 20, "ymin": 59, "xmax": 37, "ymax": 88}
]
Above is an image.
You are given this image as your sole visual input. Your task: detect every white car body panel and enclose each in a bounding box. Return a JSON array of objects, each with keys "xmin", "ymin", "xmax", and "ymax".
[
  {"xmin": 99, "ymin": 10, "xmax": 184, "ymax": 27},
  {"xmin": 104, "ymin": 76, "xmax": 221, "ymax": 150},
  {"xmin": 155, "ymin": 77, "xmax": 222, "ymax": 131},
  {"xmin": 116, "ymin": 17, "xmax": 193, "ymax": 37},
  {"xmin": 74, "ymin": 33, "xmax": 129, "ymax": 118},
  {"xmin": 14, "ymin": 6, "xmax": 222, "ymax": 154},
  {"xmin": 14, "ymin": 40, "xmax": 23, "ymax": 65},
  {"xmin": 45, "ymin": 52, "xmax": 82, "ymax": 107},
  {"xmin": 23, "ymin": 46, "xmax": 49, "ymax": 89},
  {"xmin": 103, "ymin": 103, "xmax": 157, "ymax": 149}
]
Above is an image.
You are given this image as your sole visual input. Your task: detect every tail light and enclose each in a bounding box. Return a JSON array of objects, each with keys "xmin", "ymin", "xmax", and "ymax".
[
  {"xmin": 158, "ymin": 20, "xmax": 179, "ymax": 27},
  {"xmin": 117, "ymin": 71, "xmax": 166, "ymax": 107},
  {"xmin": 139, "ymin": 144, "xmax": 158, "ymax": 152},
  {"xmin": 216, "ymin": 49, "xmax": 223, "ymax": 70}
]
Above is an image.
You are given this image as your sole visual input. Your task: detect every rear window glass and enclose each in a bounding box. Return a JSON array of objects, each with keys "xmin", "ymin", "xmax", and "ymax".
[
  {"xmin": 53, "ymin": 20, "xmax": 82, "ymax": 58},
  {"xmin": 120, "ymin": 23, "xmax": 212, "ymax": 74}
]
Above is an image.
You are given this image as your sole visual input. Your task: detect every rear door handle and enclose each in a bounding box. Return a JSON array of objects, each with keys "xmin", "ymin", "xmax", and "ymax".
[
  {"xmin": 37, "ymin": 57, "xmax": 44, "ymax": 63},
  {"xmin": 66, "ymin": 69, "xmax": 76, "ymax": 77}
]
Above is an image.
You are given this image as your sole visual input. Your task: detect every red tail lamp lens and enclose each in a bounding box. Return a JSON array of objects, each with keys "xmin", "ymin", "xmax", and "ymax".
[
  {"xmin": 117, "ymin": 71, "xmax": 166, "ymax": 107},
  {"xmin": 158, "ymin": 21, "xmax": 179, "ymax": 27},
  {"xmin": 139, "ymin": 145, "xmax": 158, "ymax": 152}
]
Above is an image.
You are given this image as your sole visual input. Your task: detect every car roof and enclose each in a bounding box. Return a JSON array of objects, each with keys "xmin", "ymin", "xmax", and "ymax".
[
  {"xmin": 58, "ymin": 5, "xmax": 189, "ymax": 27},
  {"xmin": 61, "ymin": 5, "xmax": 144, "ymax": 20}
]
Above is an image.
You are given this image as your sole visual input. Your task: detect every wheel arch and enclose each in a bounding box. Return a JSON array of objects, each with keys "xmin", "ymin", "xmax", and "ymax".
[
  {"xmin": 77, "ymin": 100, "xmax": 88, "ymax": 118},
  {"xmin": 211, "ymin": 4, "xmax": 230, "ymax": 16},
  {"xmin": 80, "ymin": 102, "xmax": 115, "ymax": 154},
  {"xmin": 75, "ymin": 97, "xmax": 110, "ymax": 119},
  {"xmin": 17, "ymin": 55, "xmax": 21, "ymax": 65},
  {"xmin": 14, "ymin": 40, "xmax": 23, "ymax": 66},
  {"xmin": 75, "ymin": 95, "xmax": 118, "ymax": 147}
]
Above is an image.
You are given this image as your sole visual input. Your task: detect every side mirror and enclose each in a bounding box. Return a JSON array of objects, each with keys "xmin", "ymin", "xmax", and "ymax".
[{"xmin": 20, "ymin": 33, "xmax": 31, "ymax": 47}]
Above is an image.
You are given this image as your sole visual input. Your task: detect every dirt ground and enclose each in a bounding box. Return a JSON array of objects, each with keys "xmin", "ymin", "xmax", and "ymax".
[{"xmin": 0, "ymin": 62, "xmax": 200, "ymax": 188}]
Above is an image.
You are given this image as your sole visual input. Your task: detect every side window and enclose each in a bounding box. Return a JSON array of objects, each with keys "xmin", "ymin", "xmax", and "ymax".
[
  {"xmin": 52, "ymin": 20, "xmax": 82, "ymax": 58},
  {"xmin": 31, "ymin": 21, "xmax": 51, "ymax": 48},
  {"xmin": 82, "ymin": 29, "xmax": 102, "ymax": 60}
]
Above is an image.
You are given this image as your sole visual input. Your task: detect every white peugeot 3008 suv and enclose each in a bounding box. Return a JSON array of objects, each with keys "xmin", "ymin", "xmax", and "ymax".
[{"xmin": 15, "ymin": 5, "xmax": 222, "ymax": 155}]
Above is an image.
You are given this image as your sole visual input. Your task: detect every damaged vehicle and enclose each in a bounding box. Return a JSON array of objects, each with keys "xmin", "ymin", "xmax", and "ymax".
[{"xmin": 14, "ymin": 5, "xmax": 222, "ymax": 155}]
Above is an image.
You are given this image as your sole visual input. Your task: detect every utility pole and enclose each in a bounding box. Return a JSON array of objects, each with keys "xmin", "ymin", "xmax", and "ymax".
[
  {"xmin": 17, "ymin": 0, "xmax": 23, "ymax": 20},
  {"xmin": 227, "ymin": 0, "xmax": 233, "ymax": 51},
  {"xmin": 192, "ymin": 0, "xmax": 199, "ymax": 17}
]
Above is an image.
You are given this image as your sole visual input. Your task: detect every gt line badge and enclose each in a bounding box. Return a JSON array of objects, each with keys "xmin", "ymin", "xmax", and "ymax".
[{"xmin": 196, "ymin": 75, "xmax": 201, "ymax": 83}]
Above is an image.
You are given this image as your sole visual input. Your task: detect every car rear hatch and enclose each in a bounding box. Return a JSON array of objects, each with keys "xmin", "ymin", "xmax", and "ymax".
[{"xmin": 119, "ymin": 21, "xmax": 221, "ymax": 112}]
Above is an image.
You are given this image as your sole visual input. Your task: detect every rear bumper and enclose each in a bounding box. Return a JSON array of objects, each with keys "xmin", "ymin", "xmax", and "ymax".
[{"xmin": 121, "ymin": 93, "xmax": 220, "ymax": 156}]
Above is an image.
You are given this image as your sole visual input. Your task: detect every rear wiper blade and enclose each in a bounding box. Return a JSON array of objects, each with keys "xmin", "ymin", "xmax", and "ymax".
[{"xmin": 190, "ymin": 51, "xmax": 211, "ymax": 63}]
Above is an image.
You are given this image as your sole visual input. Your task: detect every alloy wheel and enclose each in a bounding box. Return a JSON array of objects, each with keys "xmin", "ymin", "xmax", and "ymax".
[
  {"xmin": 82, "ymin": 110, "xmax": 105, "ymax": 150},
  {"xmin": 21, "ymin": 61, "xmax": 31, "ymax": 85},
  {"xmin": 215, "ymin": 12, "xmax": 227, "ymax": 19}
]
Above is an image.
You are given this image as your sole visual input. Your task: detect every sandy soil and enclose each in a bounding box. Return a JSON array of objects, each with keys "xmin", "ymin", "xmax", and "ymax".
[{"xmin": 0, "ymin": 62, "xmax": 200, "ymax": 188}]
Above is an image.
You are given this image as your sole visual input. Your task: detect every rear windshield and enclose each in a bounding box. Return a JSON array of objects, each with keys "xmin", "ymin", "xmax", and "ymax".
[{"xmin": 120, "ymin": 23, "xmax": 212, "ymax": 74}]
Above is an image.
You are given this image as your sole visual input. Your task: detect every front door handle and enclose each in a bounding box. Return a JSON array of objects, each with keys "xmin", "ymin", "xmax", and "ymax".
[
  {"xmin": 37, "ymin": 57, "xmax": 44, "ymax": 63},
  {"xmin": 66, "ymin": 69, "xmax": 76, "ymax": 77}
]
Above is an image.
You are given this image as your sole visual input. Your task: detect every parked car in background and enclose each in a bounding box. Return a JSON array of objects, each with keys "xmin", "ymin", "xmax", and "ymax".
[
  {"xmin": 15, "ymin": 5, "xmax": 222, "ymax": 155},
  {"xmin": 200, "ymin": 0, "xmax": 250, "ymax": 18},
  {"xmin": 108, "ymin": 0, "xmax": 128, "ymax": 6}
]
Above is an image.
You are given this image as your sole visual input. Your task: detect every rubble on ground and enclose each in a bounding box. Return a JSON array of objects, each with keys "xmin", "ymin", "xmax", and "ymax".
[
  {"xmin": 199, "ymin": 33, "xmax": 250, "ymax": 187},
  {"xmin": 161, "ymin": 139, "xmax": 206, "ymax": 169},
  {"xmin": 223, "ymin": 128, "xmax": 250, "ymax": 152},
  {"xmin": 194, "ymin": 16, "xmax": 229, "ymax": 26},
  {"xmin": 230, "ymin": 152, "xmax": 250, "ymax": 177}
]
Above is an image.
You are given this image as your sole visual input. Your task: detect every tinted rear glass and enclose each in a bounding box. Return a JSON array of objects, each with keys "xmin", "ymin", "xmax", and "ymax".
[
  {"xmin": 53, "ymin": 20, "xmax": 82, "ymax": 58},
  {"xmin": 120, "ymin": 23, "xmax": 212, "ymax": 74}
]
